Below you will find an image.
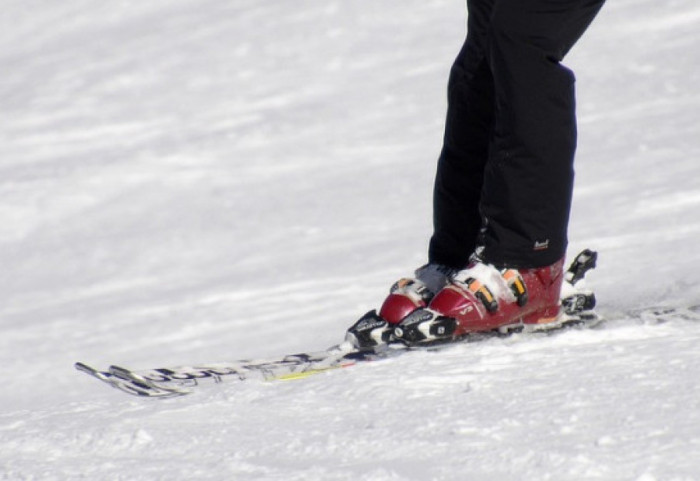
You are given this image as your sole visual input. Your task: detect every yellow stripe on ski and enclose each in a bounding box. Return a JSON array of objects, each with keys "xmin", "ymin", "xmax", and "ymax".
[{"xmin": 274, "ymin": 362, "xmax": 355, "ymax": 381}]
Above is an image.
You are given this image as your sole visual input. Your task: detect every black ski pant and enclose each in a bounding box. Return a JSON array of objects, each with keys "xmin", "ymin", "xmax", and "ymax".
[{"xmin": 429, "ymin": 0, "xmax": 605, "ymax": 269}]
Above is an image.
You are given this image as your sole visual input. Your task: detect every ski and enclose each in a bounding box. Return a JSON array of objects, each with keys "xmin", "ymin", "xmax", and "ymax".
[
  {"xmin": 75, "ymin": 250, "xmax": 601, "ymax": 398},
  {"xmin": 75, "ymin": 342, "xmax": 405, "ymax": 398},
  {"xmin": 77, "ymin": 249, "xmax": 700, "ymax": 399},
  {"xmin": 74, "ymin": 304, "xmax": 700, "ymax": 398},
  {"xmin": 74, "ymin": 301, "xmax": 600, "ymax": 398}
]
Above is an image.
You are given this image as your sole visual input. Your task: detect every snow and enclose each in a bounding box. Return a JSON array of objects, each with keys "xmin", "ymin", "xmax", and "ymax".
[{"xmin": 1, "ymin": 0, "xmax": 699, "ymax": 479}]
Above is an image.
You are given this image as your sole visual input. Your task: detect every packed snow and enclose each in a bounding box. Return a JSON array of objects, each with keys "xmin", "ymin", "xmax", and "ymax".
[{"xmin": 1, "ymin": 0, "xmax": 700, "ymax": 479}]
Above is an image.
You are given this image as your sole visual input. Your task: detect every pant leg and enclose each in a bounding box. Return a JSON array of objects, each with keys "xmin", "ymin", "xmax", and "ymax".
[
  {"xmin": 429, "ymin": 0, "xmax": 496, "ymax": 269},
  {"xmin": 479, "ymin": 0, "xmax": 605, "ymax": 268}
]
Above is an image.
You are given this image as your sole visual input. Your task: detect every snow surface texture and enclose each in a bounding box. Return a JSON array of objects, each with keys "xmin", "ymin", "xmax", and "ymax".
[{"xmin": 1, "ymin": 0, "xmax": 700, "ymax": 479}]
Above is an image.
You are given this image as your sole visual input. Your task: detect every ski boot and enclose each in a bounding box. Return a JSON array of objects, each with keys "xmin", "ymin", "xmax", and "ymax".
[
  {"xmin": 345, "ymin": 263, "xmax": 455, "ymax": 349},
  {"xmin": 393, "ymin": 250, "xmax": 598, "ymax": 345}
]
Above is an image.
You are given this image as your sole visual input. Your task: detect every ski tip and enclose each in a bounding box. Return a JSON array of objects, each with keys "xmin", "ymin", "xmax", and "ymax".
[
  {"xmin": 75, "ymin": 362, "xmax": 191, "ymax": 398},
  {"xmin": 108, "ymin": 364, "xmax": 193, "ymax": 397},
  {"xmin": 75, "ymin": 362, "xmax": 104, "ymax": 378},
  {"xmin": 75, "ymin": 361, "xmax": 94, "ymax": 372}
]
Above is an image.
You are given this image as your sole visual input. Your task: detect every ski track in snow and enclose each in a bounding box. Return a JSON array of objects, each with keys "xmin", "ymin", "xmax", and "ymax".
[{"xmin": 1, "ymin": 0, "xmax": 700, "ymax": 480}]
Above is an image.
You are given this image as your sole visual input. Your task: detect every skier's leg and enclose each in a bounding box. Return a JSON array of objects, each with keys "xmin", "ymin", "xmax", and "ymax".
[
  {"xmin": 387, "ymin": 0, "xmax": 607, "ymax": 344},
  {"xmin": 348, "ymin": 0, "xmax": 498, "ymax": 341},
  {"xmin": 428, "ymin": 0, "xmax": 495, "ymax": 270},
  {"xmin": 478, "ymin": 0, "xmax": 605, "ymax": 268},
  {"xmin": 348, "ymin": 0, "xmax": 606, "ymax": 346}
]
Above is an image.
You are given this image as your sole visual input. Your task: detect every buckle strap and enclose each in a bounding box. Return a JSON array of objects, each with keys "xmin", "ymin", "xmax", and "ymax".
[
  {"xmin": 501, "ymin": 269, "xmax": 528, "ymax": 307},
  {"xmin": 465, "ymin": 278, "xmax": 499, "ymax": 312},
  {"xmin": 461, "ymin": 269, "xmax": 528, "ymax": 312},
  {"xmin": 390, "ymin": 278, "xmax": 434, "ymax": 304}
]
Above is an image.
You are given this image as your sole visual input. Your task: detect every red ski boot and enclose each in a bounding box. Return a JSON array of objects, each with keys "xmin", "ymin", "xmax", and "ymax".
[
  {"xmin": 378, "ymin": 263, "xmax": 456, "ymax": 324},
  {"xmin": 393, "ymin": 257, "xmax": 567, "ymax": 344},
  {"xmin": 347, "ymin": 250, "xmax": 597, "ymax": 348},
  {"xmin": 345, "ymin": 263, "xmax": 455, "ymax": 349}
]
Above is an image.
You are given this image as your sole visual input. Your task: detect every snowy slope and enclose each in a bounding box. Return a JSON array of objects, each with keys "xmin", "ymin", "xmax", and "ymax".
[{"xmin": 1, "ymin": 0, "xmax": 700, "ymax": 479}]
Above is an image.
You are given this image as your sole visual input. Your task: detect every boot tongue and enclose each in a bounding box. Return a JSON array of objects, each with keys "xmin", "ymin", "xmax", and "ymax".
[
  {"xmin": 414, "ymin": 263, "xmax": 454, "ymax": 295},
  {"xmin": 453, "ymin": 262, "xmax": 516, "ymax": 303}
]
